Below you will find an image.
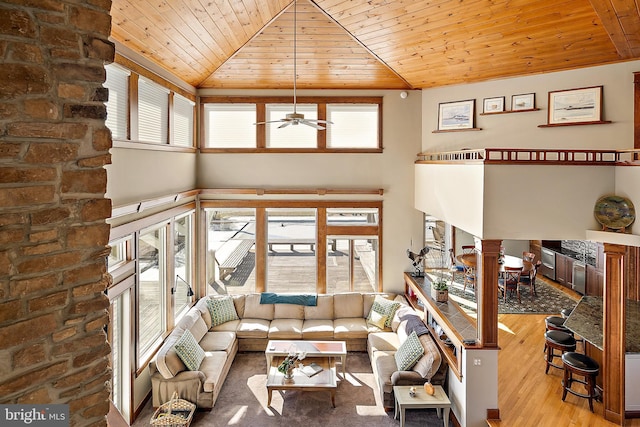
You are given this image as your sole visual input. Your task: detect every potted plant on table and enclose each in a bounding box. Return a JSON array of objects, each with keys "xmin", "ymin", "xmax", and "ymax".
[{"xmin": 431, "ymin": 278, "xmax": 449, "ymax": 302}]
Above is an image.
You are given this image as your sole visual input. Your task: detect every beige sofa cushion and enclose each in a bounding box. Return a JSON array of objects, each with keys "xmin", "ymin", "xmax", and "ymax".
[
  {"xmin": 187, "ymin": 312, "xmax": 209, "ymax": 343},
  {"xmin": 268, "ymin": 319, "xmax": 303, "ymax": 339},
  {"xmin": 368, "ymin": 331, "xmax": 400, "ymax": 353},
  {"xmin": 334, "ymin": 293, "xmax": 363, "ymax": 319},
  {"xmin": 199, "ymin": 331, "xmax": 236, "ymax": 353},
  {"xmin": 334, "ymin": 318, "xmax": 369, "ymax": 339},
  {"xmin": 200, "ymin": 351, "xmax": 229, "ymax": 393},
  {"xmin": 236, "ymin": 318, "xmax": 270, "ymax": 338},
  {"xmin": 304, "ymin": 294, "xmax": 333, "ymax": 320},
  {"xmin": 274, "ymin": 303, "xmax": 304, "ymax": 320},
  {"xmin": 211, "ymin": 319, "xmax": 241, "ymax": 333},
  {"xmin": 413, "ymin": 333, "xmax": 442, "ymax": 379},
  {"xmin": 244, "ymin": 294, "xmax": 273, "ymax": 320},
  {"xmin": 155, "ymin": 330, "xmax": 187, "ymax": 379},
  {"xmin": 301, "ymin": 319, "xmax": 334, "ymax": 339}
]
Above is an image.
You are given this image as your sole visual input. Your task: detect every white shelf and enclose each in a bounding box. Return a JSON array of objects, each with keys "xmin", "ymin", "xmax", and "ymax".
[{"xmin": 585, "ymin": 230, "xmax": 640, "ymax": 247}]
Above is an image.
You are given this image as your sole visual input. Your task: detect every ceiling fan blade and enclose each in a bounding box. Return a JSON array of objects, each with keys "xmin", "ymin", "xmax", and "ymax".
[
  {"xmin": 299, "ymin": 118, "xmax": 333, "ymax": 125},
  {"xmin": 300, "ymin": 120, "xmax": 325, "ymax": 130},
  {"xmin": 278, "ymin": 121, "xmax": 292, "ymax": 128},
  {"xmin": 254, "ymin": 120, "xmax": 285, "ymax": 125}
]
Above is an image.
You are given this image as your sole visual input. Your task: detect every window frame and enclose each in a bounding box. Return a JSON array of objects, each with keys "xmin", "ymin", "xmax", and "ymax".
[{"xmin": 200, "ymin": 96, "xmax": 383, "ymax": 153}]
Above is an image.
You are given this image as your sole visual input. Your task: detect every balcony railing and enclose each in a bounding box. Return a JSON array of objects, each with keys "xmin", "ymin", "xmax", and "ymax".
[{"xmin": 417, "ymin": 148, "xmax": 640, "ymax": 165}]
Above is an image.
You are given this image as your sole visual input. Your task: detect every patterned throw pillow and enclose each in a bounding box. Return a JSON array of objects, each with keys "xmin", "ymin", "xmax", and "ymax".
[
  {"xmin": 367, "ymin": 310, "xmax": 388, "ymax": 329},
  {"xmin": 207, "ymin": 296, "xmax": 239, "ymax": 327},
  {"xmin": 394, "ymin": 331, "xmax": 425, "ymax": 371},
  {"xmin": 173, "ymin": 330, "xmax": 205, "ymax": 371},
  {"xmin": 367, "ymin": 295, "xmax": 401, "ymax": 328}
]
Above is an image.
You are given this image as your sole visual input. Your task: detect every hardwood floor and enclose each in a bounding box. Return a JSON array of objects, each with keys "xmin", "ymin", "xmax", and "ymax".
[{"xmin": 491, "ymin": 311, "xmax": 640, "ymax": 426}]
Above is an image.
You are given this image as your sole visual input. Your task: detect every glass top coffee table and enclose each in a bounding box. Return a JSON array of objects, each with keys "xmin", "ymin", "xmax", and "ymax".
[
  {"xmin": 266, "ymin": 356, "xmax": 337, "ymax": 408},
  {"xmin": 265, "ymin": 340, "xmax": 347, "ymax": 378}
]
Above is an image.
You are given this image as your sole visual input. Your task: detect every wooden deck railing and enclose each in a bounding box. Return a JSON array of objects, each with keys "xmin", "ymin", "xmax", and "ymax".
[{"xmin": 416, "ymin": 148, "xmax": 640, "ymax": 165}]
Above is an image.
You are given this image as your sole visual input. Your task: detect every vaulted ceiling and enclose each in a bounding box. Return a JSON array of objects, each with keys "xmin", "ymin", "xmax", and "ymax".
[{"xmin": 109, "ymin": 0, "xmax": 640, "ymax": 90}]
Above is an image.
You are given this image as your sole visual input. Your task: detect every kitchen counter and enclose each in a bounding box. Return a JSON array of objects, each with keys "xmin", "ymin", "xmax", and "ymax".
[{"xmin": 563, "ymin": 296, "xmax": 640, "ymax": 352}]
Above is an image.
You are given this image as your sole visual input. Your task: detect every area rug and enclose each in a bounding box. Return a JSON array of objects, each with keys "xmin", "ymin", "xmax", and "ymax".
[
  {"xmin": 133, "ymin": 352, "xmax": 452, "ymax": 427},
  {"xmin": 427, "ymin": 270, "xmax": 579, "ymax": 314}
]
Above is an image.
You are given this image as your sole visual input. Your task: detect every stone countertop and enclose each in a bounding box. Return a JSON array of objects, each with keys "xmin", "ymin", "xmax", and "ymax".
[{"xmin": 563, "ymin": 296, "xmax": 640, "ymax": 352}]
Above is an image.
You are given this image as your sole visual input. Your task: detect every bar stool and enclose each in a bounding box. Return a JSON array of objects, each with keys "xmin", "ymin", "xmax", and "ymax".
[
  {"xmin": 545, "ymin": 315, "xmax": 570, "ymax": 333},
  {"xmin": 545, "ymin": 330, "xmax": 576, "ymax": 374},
  {"xmin": 561, "ymin": 308, "xmax": 573, "ymax": 319},
  {"xmin": 561, "ymin": 352, "xmax": 600, "ymax": 412}
]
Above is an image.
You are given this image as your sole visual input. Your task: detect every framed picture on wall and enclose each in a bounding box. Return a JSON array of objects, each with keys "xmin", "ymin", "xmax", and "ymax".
[
  {"xmin": 547, "ymin": 86, "xmax": 603, "ymax": 125},
  {"xmin": 511, "ymin": 93, "xmax": 535, "ymax": 111},
  {"xmin": 437, "ymin": 99, "xmax": 475, "ymax": 130},
  {"xmin": 483, "ymin": 97, "xmax": 505, "ymax": 113}
]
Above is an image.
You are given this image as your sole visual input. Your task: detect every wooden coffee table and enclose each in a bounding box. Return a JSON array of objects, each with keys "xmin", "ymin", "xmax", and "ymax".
[
  {"xmin": 265, "ymin": 340, "xmax": 347, "ymax": 377},
  {"xmin": 266, "ymin": 356, "xmax": 337, "ymax": 407},
  {"xmin": 393, "ymin": 385, "xmax": 451, "ymax": 427}
]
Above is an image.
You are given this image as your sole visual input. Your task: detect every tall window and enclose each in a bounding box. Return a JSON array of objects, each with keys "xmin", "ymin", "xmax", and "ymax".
[
  {"xmin": 138, "ymin": 225, "xmax": 166, "ymax": 366},
  {"xmin": 104, "ymin": 64, "xmax": 129, "ymax": 140},
  {"xmin": 206, "ymin": 208, "xmax": 256, "ymax": 294},
  {"xmin": 138, "ymin": 77, "xmax": 169, "ymax": 144},
  {"xmin": 173, "ymin": 214, "xmax": 193, "ymax": 319},
  {"xmin": 172, "ymin": 94, "xmax": 194, "ymax": 147},
  {"xmin": 267, "ymin": 208, "xmax": 317, "ymax": 293}
]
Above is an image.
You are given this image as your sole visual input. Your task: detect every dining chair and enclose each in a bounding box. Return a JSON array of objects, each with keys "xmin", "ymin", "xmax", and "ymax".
[
  {"xmin": 462, "ymin": 245, "xmax": 475, "ymax": 254},
  {"xmin": 523, "ymin": 251, "xmax": 536, "ymax": 262},
  {"xmin": 519, "ymin": 260, "xmax": 541, "ymax": 297},
  {"xmin": 499, "ymin": 266, "xmax": 524, "ymax": 303},
  {"xmin": 449, "ymin": 249, "xmax": 465, "ymax": 281}
]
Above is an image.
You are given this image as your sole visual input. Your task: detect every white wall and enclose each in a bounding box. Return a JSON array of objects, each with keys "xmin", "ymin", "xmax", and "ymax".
[{"xmin": 196, "ymin": 89, "xmax": 424, "ymax": 293}]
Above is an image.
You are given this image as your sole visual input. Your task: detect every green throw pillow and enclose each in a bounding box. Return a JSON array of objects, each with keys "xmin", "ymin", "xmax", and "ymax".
[
  {"xmin": 174, "ymin": 330, "xmax": 205, "ymax": 371},
  {"xmin": 207, "ymin": 296, "xmax": 239, "ymax": 327},
  {"xmin": 394, "ymin": 331, "xmax": 424, "ymax": 371},
  {"xmin": 367, "ymin": 295, "xmax": 401, "ymax": 328}
]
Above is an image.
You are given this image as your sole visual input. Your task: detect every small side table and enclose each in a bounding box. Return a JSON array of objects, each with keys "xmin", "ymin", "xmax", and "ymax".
[{"xmin": 393, "ymin": 385, "xmax": 451, "ymax": 427}]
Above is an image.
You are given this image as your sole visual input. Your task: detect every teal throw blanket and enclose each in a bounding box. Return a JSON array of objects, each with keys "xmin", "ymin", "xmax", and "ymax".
[{"xmin": 259, "ymin": 293, "xmax": 317, "ymax": 306}]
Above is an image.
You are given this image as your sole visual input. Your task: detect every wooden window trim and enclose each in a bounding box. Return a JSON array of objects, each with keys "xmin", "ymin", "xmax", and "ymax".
[{"xmin": 200, "ymin": 96, "xmax": 383, "ymax": 153}]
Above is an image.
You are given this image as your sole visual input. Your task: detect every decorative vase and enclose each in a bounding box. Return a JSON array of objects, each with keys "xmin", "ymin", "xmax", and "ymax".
[
  {"xmin": 284, "ymin": 364, "xmax": 294, "ymax": 379},
  {"xmin": 424, "ymin": 380, "xmax": 435, "ymax": 396}
]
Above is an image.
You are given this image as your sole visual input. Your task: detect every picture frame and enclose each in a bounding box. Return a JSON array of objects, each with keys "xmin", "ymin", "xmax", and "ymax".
[
  {"xmin": 547, "ymin": 86, "xmax": 603, "ymax": 125},
  {"xmin": 511, "ymin": 93, "xmax": 535, "ymax": 111},
  {"xmin": 437, "ymin": 99, "xmax": 475, "ymax": 130},
  {"xmin": 483, "ymin": 96, "xmax": 505, "ymax": 113}
]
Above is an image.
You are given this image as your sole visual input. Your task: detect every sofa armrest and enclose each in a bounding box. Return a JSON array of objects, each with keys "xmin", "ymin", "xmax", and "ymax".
[{"xmin": 391, "ymin": 370, "xmax": 425, "ymax": 386}]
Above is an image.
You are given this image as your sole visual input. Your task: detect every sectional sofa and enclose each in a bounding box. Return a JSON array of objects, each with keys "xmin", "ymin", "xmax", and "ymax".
[{"xmin": 149, "ymin": 292, "xmax": 446, "ymax": 409}]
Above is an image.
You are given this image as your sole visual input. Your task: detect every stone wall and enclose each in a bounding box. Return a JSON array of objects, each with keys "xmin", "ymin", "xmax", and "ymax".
[{"xmin": 0, "ymin": 1, "xmax": 114, "ymax": 426}]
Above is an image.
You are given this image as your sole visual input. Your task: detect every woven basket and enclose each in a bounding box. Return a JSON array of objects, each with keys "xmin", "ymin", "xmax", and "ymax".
[{"xmin": 150, "ymin": 391, "xmax": 195, "ymax": 427}]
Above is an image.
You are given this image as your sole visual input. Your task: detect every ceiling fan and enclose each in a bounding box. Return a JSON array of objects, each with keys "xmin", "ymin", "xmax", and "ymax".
[{"xmin": 255, "ymin": 0, "xmax": 332, "ymax": 130}]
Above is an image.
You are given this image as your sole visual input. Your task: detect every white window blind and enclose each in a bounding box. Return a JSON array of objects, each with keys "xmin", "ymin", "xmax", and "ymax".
[
  {"xmin": 138, "ymin": 77, "xmax": 169, "ymax": 144},
  {"xmin": 266, "ymin": 104, "xmax": 317, "ymax": 148},
  {"xmin": 104, "ymin": 64, "xmax": 130, "ymax": 140},
  {"xmin": 172, "ymin": 94, "xmax": 194, "ymax": 147},
  {"xmin": 204, "ymin": 104, "xmax": 256, "ymax": 148},
  {"xmin": 327, "ymin": 104, "xmax": 379, "ymax": 148}
]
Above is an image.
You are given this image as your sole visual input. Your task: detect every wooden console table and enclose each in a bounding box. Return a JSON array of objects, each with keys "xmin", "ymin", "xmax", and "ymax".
[{"xmin": 404, "ymin": 273, "xmax": 479, "ymax": 380}]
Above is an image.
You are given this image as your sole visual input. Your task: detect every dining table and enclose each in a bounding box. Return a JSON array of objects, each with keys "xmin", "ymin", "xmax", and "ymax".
[{"xmin": 456, "ymin": 253, "xmax": 533, "ymax": 274}]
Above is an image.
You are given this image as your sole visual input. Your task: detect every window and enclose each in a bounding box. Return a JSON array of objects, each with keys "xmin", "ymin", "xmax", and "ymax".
[
  {"xmin": 327, "ymin": 104, "xmax": 379, "ymax": 148},
  {"xmin": 104, "ymin": 64, "xmax": 130, "ymax": 140},
  {"xmin": 138, "ymin": 225, "xmax": 166, "ymax": 365},
  {"xmin": 266, "ymin": 104, "xmax": 317, "ymax": 148},
  {"xmin": 172, "ymin": 94, "xmax": 194, "ymax": 147},
  {"xmin": 204, "ymin": 201, "xmax": 382, "ymax": 295},
  {"xmin": 107, "ymin": 237, "xmax": 129, "ymax": 271},
  {"xmin": 138, "ymin": 77, "xmax": 169, "ymax": 144},
  {"xmin": 204, "ymin": 104, "xmax": 256, "ymax": 148},
  {"xmin": 205, "ymin": 208, "xmax": 256, "ymax": 293},
  {"xmin": 173, "ymin": 214, "xmax": 193, "ymax": 319},
  {"xmin": 108, "ymin": 282, "xmax": 132, "ymax": 423},
  {"xmin": 266, "ymin": 208, "xmax": 317, "ymax": 293},
  {"xmin": 201, "ymin": 96, "xmax": 382, "ymax": 152}
]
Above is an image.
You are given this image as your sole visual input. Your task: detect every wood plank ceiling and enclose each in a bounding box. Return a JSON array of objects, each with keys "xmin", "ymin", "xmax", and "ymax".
[{"xmin": 109, "ymin": 0, "xmax": 640, "ymax": 90}]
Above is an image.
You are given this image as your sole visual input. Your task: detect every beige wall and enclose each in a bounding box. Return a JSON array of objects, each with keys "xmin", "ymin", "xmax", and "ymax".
[{"xmin": 196, "ymin": 89, "xmax": 423, "ymax": 292}]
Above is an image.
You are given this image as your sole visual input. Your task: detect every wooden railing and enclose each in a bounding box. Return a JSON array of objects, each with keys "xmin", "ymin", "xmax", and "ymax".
[{"xmin": 417, "ymin": 148, "xmax": 640, "ymax": 165}]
